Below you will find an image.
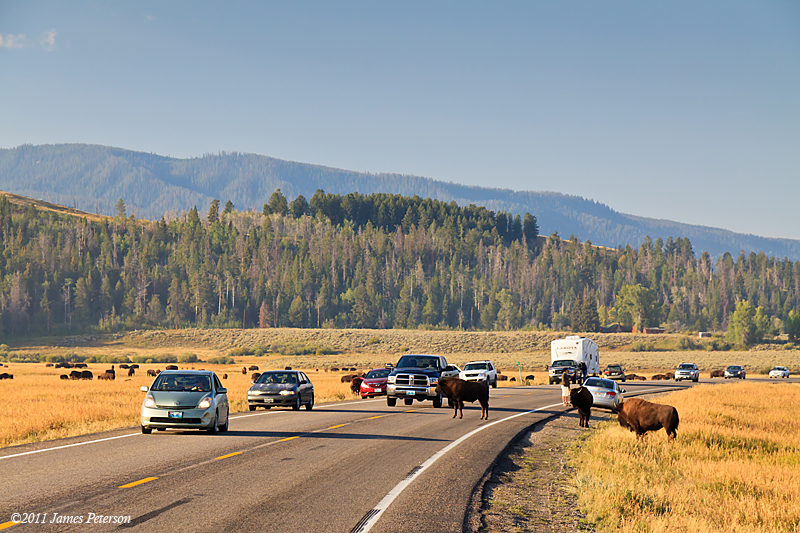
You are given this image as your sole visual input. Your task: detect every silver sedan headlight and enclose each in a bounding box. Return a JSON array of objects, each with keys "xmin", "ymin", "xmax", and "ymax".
[{"xmin": 279, "ymin": 390, "xmax": 296, "ymax": 396}]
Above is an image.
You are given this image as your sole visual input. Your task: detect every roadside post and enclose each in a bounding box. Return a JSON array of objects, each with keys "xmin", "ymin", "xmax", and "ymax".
[{"xmin": 518, "ymin": 362, "xmax": 522, "ymax": 384}]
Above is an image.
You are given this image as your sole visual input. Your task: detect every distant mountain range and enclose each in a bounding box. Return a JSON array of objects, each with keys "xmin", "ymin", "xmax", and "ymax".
[{"xmin": 2, "ymin": 143, "xmax": 799, "ymax": 260}]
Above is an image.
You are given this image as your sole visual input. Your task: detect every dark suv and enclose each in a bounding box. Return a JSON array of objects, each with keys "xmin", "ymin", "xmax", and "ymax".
[{"xmin": 386, "ymin": 354, "xmax": 460, "ymax": 408}]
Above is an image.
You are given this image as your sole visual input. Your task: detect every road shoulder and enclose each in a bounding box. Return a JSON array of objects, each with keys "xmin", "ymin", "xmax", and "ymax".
[{"xmin": 467, "ymin": 409, "xmax": 610, "ymax": 532}]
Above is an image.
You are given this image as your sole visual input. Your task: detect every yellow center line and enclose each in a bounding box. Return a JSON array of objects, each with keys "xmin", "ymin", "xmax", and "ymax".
[
  {"xmin": 0, "ymin": 521, "xmax": 16, "ymax": 530},
  {"xmin": 278, "ymin": 436, "xmax": 299, "ymax": 442},
  {"xmin": 215, "ymin": 452, "xmax": 242, "ymax": 460},
  {"xmin": 405, "ymin": 410, "xmax": 415, "ymax": 413},
  {"xmin": 367, "ymin": 415, "xmax": 383, "ymax": 419},
  {"xmin": 326, "ymin": 424, "xmax": 347, "ymax": 429},
  {"xmin": 525, "ymin": 392, "xmax": 533, "ymax": 395},
  {"xmin": 119, "ymin": 477, "xmax": 158, "ymax": 489},
  {"xmin": 503, "ymin": 395, "xmax": 511, "ymax": 398}
]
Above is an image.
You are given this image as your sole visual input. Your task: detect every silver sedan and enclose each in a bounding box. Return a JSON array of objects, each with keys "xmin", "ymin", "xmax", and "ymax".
[
  {"xmin": 581, "ymin": 377, "xmax": 625, "ymax": 412},
  {"xmin": 140, "ymin": 370, "xmax": 229, "ymax": 434}
]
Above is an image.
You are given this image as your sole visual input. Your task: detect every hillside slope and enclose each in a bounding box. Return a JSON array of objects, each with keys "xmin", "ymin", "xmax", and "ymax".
[{"xmin": 2, "ymin": 143, "xmax": 798, "ymax": 259}]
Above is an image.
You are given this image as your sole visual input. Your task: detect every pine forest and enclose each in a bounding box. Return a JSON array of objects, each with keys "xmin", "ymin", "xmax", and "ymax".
[{"xmin": 1, "ymin": 190, "xmax": 799, "ymax": 345}]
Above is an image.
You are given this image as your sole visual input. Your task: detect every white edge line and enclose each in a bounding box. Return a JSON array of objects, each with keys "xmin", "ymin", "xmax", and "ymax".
[
  {"xmin": 0, "ymin": 433, "xmax": 141, "ymax": 460},
  {"xmin": 357, "ymin": 402, "xmax": 564, "ymax": 533},
  {"xmin": 0, "ymin": 398, "xmax": 383, "ymax": 460},
  {"xmin": 357, "ymin": 384, "xmax": 684, "ymax": 533}
]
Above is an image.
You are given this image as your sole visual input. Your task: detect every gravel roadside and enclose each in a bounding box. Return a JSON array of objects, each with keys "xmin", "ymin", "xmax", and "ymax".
[{"xmin": 466, "ymin": 409, "xmax": 611, "ymax": 532}]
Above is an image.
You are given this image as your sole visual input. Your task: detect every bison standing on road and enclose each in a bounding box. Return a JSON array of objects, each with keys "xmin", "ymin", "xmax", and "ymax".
[
  {"xmin": 570, "ymin": 386, "xmax": 593, "ymax": 428},
  {"xmin": 709, "ymin": 369, "xmax": 724, "ymax": 378},
  {"xmin": 435, "ymin": 377, "xmax": 489, "ymax": 420},
  {"xmin": 616, "ymin": 397, "xmax": 679, "ymax": 440},
  {"xmin": 350, "ymin": 377, "xmax": 363, "ymax": 394}
]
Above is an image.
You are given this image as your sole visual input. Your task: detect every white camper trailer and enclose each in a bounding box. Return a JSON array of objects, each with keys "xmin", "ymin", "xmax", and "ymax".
[{"xmin": 548, "ymin": 336, "xmax": 599, "ymax": 384}]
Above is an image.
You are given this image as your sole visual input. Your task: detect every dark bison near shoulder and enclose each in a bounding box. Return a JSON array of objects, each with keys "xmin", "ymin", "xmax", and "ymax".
[
  {"xmin": 222, "ymin": 374, "xmax": 228, "ymax": 379},
  {"xmin": 709, "ymin": 369, "xmax": 724, "ymax": 378},
  {"xmin": 435, "ymin": 377, "xmax": 489, "ymax": 420},
  {"xmin": 350, "ymin": 377, "xmax": 363, "ymax": 394},
  {"xmin": 570, "ymin": 386, "xmax": 593, "ymax": 427},
  {"xmin": 251, "ymin": 372, "xmax": 261, "ymax": 382},
  {"xmin": 617, "ymin": 397, "xmax": 679, "ymax": 440}
]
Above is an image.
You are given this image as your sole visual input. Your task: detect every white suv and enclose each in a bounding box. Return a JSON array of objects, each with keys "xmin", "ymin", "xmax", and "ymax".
[
  {"xmin": 460, "ymin": 360, "xmax": 498, "ymax": 388},
  {"xmin": 674, "ymin": 362, "xmax": 699, "ymax": 383}
]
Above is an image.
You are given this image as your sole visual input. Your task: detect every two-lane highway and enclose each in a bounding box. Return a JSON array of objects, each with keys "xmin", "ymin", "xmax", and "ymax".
[{"xmin": 0, "ymin": 380, "xmax": 707, "ymax": 532}]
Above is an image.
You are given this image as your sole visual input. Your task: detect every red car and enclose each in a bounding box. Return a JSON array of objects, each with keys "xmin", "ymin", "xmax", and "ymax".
[{"xmin": 360, "ymin": 368, "xmax": 392, "ymax": 398}]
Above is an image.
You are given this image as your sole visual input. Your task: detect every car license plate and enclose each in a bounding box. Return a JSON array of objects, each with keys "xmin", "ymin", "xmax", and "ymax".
[
  {"xmin": 376, "ymin": 387, "xmax": 383, "ymax": 392},
  {"xmin": 168, "ymin": 411, "xmax": 183, "ymax": 419},
  {"xmin": 407, "ymin": 391, "xmax": 415, "ymax": 396}
]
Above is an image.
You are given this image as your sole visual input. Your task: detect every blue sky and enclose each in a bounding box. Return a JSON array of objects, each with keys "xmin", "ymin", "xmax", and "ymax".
[{"xmin": 2, "ymin": 1, "xmax": 799, "ymax": 239}]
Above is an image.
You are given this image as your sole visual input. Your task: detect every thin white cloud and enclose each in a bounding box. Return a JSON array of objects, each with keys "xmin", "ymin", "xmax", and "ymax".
[
  {"xmin": 39, "ymin": 29, "xmax": 57, "ymax": 51},
  {"xmin": 0, "ymin": 34, "xmax": 26, "ymax": 49},
  {"xmin": 145, "ymin": 14, "xmax": 155, "ymax": 22}
]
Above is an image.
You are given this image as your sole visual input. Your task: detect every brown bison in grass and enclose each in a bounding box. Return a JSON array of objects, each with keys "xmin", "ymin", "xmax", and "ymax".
[
  {"xmin": 350, "ymin": 377, "xmax": 363, "ymax": 394},
  {"xmin": 222, "ymin": 374, "xmax": 228, "ymax": 379},
  {"xmin": 60, "ymin": 374, "xmax": 69, "ymax": 380},
  {"xmin": 664, "ymin": 372, "xmax": 675, "ymax": 379},
  {"xmin": 251, "ymin": 372, "xmax": 261, "ymax": 382},
  {"xmin": 709, "ymin": 369, "xmax": 724, "ymax": 378},
  {"xmin": 435, "ymin": 377, "xmax": 489, "ymax": 420},
  {"xmin": 69, "ymin": 370, "xmax": 82, "ymax": 380},
  {"xmin": 0, "ymin": 373, "xmax": 13, "ymax": 380},
  {"xmin": 651, "ymin": 374, "xmax": 666, "ymax": 380},
  {"xmin": 147, "ymin": 369, "xmax": 157, "ymax": 377},
  {"xmin": 617, "ymin": 397, "xmax": 679, "ymax": 440},
  {"xmin": 127, "ymin": 367, "xmax": 135, "ymax": 377},
  {"xmin": 165, "ymin": 365, "xmax": 178, "ymax": 371},
  {"xmin": 81, "ymin": 370, "xmax": 93, "ymax": 380},
  {"xmin": 97, "ymin": 372, "xmax": 115, "ymax": 380},
  {"xmin": 570, "ymin": 386, "xmax": 593, "ymax": 427},
  {"xmin": 248, "ymin": 365, "xmax": 259, "ymax": 371}
]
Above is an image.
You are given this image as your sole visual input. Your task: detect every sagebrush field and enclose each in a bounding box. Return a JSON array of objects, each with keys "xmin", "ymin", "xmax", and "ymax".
[
  {"xmin": 570, "ymin": 381, "xmax": 800, "ymax": 533},
  {"xmin": 0, "ymin": 328, "xmax": 797, "ymax": 448}
]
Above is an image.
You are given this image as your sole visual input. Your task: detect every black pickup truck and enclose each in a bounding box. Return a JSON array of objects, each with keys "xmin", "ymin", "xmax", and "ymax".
[{"xmin": 386, "ymin": 354, "xmax": 460, "ymax": 408}]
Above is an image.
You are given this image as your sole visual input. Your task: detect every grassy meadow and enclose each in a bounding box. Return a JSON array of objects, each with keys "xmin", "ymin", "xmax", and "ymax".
[
  {"xmin": 0, "ymin": 328, "xmax": 798, "ymax": 448},
  {"xmin": 569, "ymin": 381, "xmax": 800, "ymax": 533}
]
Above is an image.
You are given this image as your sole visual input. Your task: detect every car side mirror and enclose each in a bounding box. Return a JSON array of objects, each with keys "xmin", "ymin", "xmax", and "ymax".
[
  {"xmin": 445, "ymin": 365, "xmax": 455, "ymax": 371},
  {"xmin": 620, "ymin": 388, "xmax": 626, "ymax": 393},
  {"xmin": 140, "ymin": 385, "xmax": 148, "ymax": 392},
  {"xmin": 217, "ymin": 387, "xmax": 227, "ymax": 394}
]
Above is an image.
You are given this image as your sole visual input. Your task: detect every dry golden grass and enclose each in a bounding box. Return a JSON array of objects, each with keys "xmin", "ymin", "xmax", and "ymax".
[
  {"xmin": 2, "ymin": 328, "xmax": 797, "ymax": 448},
  {"xmin": 570, "ymin": 382, "xmax": 800, "ymax": 533}
]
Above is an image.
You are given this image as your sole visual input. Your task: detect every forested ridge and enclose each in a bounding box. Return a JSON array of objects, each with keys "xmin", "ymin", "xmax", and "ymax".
[{"xmin": 0, "ymin": 190, "xmax": 798, "ymax": 343}]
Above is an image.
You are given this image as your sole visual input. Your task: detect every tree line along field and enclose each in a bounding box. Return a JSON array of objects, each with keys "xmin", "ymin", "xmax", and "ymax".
[
  {"xmin": 1, "ymin": 329, "xmax": 797, "ymax": 448},
  {"xmin": 1, "ymin": 191, "xmax": 800, "ymax": 342}
]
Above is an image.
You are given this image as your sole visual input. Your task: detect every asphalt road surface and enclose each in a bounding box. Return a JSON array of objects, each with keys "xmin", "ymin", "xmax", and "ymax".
[{"xmin": 1, "ymin": 377, "xmax": 788, "ymax": 532}]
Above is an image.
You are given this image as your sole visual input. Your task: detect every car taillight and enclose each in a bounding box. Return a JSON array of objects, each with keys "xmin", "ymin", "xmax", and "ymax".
[{"xmin": 605, "ymin": 392, "xmax": 616, "ymax": 397}]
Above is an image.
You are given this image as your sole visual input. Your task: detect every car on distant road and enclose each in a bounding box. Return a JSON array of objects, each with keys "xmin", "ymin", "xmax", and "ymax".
[
  {"xmin": 674, "ymin": 362, "xmax": 699, "ymax": 382},
  {"xmin": 360, "ymin": 367, "xmax": 392, "ymax": 398},
  {"xmin": 247, "ymin": 370, "xmax": 315, "ymax": 411},
  {"xmin": 581, "ymin": 377, "xmax": 625, "ymax": 412},
  {"xmin": 724, "ymin": 365, "xmax": 746, "ymax": 379},
  {"xmin": 769, "ymin": 366, "xmax": 790, "ymax": 379},
  {"xmin": 603, "ymin": 364, "xmax": 626, "ymax": 381},
  {"xmin": 460, "ymin": 360, "xmax": 498, "ymax": 388},
  {"xmin": 140, "ymin": 370, "xmax": 229, "ymax": 434}
]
